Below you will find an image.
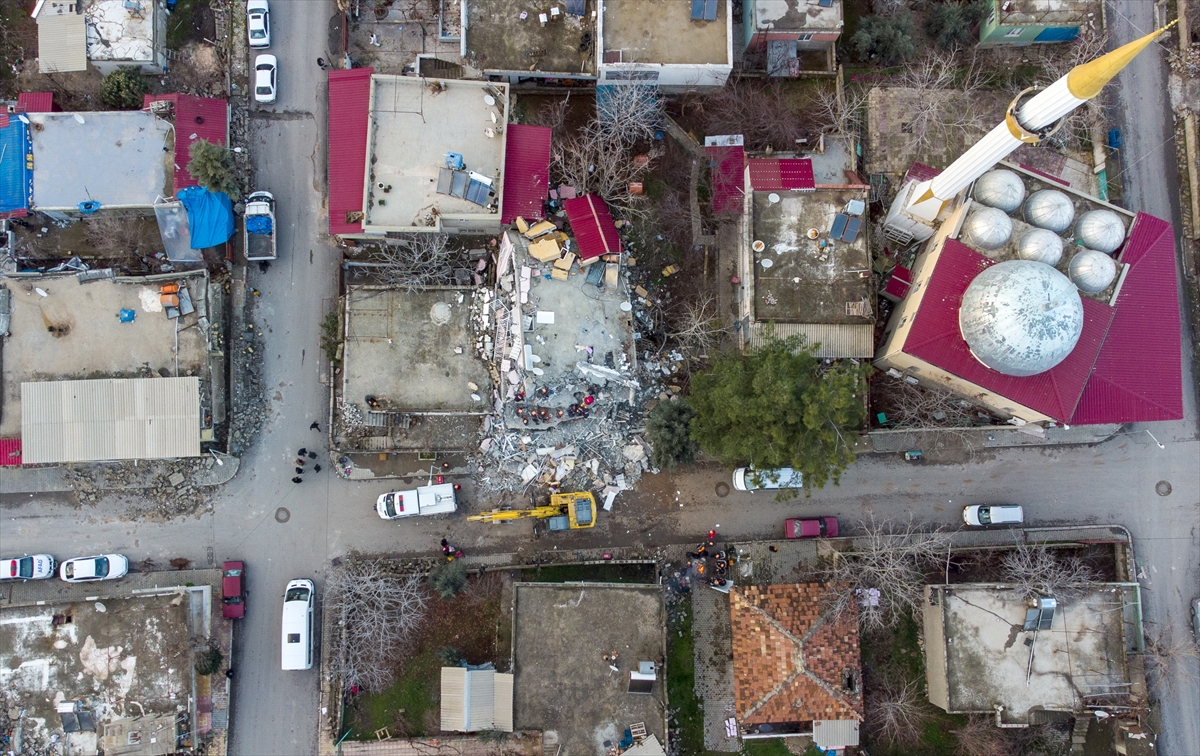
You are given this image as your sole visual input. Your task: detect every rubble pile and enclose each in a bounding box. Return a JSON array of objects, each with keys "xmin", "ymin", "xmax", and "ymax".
[
  {"xmin": 0, "ymin": 691, "xmax": 56, "ymax": 756},
  {"xmin": 63, "ymin": 456, "xmax": 223, "ymax": 518}
]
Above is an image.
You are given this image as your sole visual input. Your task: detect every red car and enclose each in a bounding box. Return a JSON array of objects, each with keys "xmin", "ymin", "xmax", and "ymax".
[
  {"xmin": 222, "ymin": 561, "xmax": 246, "ymax": 619},
  {"xmin": 784, "ymin": 517, "xmax": 839, "ymax": 539}
]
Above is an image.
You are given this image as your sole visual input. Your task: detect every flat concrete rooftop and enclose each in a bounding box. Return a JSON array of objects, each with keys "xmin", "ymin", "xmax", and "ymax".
[
  {"xmin": 87, "ymin": 0, "xmax": 158, "ymax": 61},
  {"xmin": 0, "ymin": 274, "xmax": 210, "ymax": 437},
  {"xmin": 753, "ymin": 0, "xmax": 842, "ymax": 31},
  {"xmin": 29, "ymin": 111, "xmax": 172, "ymax": 209},
  {"xmin": 364, "ymin": 76, "xmax": 508, "ymax": 231},
  {"xmin": 467, "ymin": 0, "xmax": 596, "ymax": 75},
  {"xmin": 602, "ymin": 0, "xmax": 729, "ymax": 65},
  {"xmin": 342, "ymin": 286, "xmax": 491, "ymax": 413},
  {"xmin": 998, "ymin": 0, "xmax": 1093, "ymax": 24},
  {"xmin": 513, "ymin": 583, "xmax": 666, "ymax": 756},
  {"xmin": 752, "ymin": 189, "xmax": 872, "ymax": 323}
]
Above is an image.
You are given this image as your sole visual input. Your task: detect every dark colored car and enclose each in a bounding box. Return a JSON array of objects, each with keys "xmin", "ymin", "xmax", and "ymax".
[
  {"xmin": 784, "ymin": 516, "xmax": 839, "ymax": 539},
  {"xmin": 222, "ymin": 560, "xmax": 246, "ymax": 619}
]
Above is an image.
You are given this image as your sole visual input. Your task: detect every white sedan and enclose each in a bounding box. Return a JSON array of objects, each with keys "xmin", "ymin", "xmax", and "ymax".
[
  {"xmin": 247, "ymin": 0, "xmax": 270, "ymax": 48},
  {"xmin": 59, "ymin": 554, "xmax": 130, "ymax": 583},
  {"xmin": 2, "ymin": 554, "xmax": 57, "ymax": 581},
  {"xmin": 254, "ymin": 54, "xmax": 277, "ymax": 104}
]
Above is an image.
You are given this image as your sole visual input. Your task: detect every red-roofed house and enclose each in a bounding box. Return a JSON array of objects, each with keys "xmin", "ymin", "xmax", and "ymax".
[
  {"xmin": 16, "ymin": 92, "xmax": 57, "ymax": 113},
  {"xmin": 326, "ymin": 68, "xmax": 373, "ymax": 237},
  {"xmin": 500, "ymin": 124, "xmax": 551, "ymax": 225},
  {"xmin": 564, "ymin": 194, "xmax": 622, "ymax": 261},
  {"xmin": 748, "ymin": 157, "xmax": 815, "ymax": 192},
  {"xmin": 144, "ymin": 94, "xmax": 229, "ymax": 193}
]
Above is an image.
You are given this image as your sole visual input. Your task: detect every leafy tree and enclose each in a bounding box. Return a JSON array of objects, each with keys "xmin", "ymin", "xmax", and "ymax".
[
  {"xmin": 194, "ymin": 646, "xmax": 224, "ymax": 675},
  {"xmin": 437, "ymin": 646, "xmax": 466, "ymax": 667},
  {"xmin": 100, "ymin": 67, "xmax": 150, "ymax": 110},
  {"xmin": 925, "ymin": 1, "xmax": 989, "ymax": 50},
  {"xmin": 186, "ymin": 138, "xmax": 241, "ymax": 199},
  {"xmin": 645, "ymin": 400, "xmax": 698, "ymax": 470},
  {"xmin": 851, "ymin": 13, "xmax": 917, "ymax": 65},
  {"xmin": 429, "ymin": 559, "xmax": 468, "ymax": 599},
  {"xmin": 688, "ymin": 337, "xmax": 869, "ymax": 492}
]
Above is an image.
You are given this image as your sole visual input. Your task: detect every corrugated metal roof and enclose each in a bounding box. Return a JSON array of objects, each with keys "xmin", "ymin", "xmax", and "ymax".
[
  {"xmin": 903, "ymin": 241, "xmax": 1114, "ymax": 422},
  {"xmin": 492, "ymin": 673, "xmax": 513, "ymax": 732},
  {"xmin": 0, "ymin": 438, "xmax": 22, "ymax": 467},
  {"xmin": 144, "ymin": 94, "xmax": 229, "ymax": 192},
  {"xmin": 440, "ymin": 668, "xmax": 513, "ymax": 732},
  {"xmin": 904, "ymin": 162, "xmax": 941, "ymax": 184},
  {"xmin": 748, "ymin": 322, "xmax": 875, "ymax": 358},
  {"xmin": 747, "ymin": 158, "xmax": 815, "ymax": 191},
  {"xmin": 327, "ymin": 68, "xmax": 374, "ymax": 236},
  {"xmin": 813, "ymin": 720, "xmax": 860, "ymax": 748},
  {"xmin": 441, "ymin": 667, "xmax": 467, "ymax": 730},
  {"xmin": 500, "ymin": 124, "xmax": 551, "ymax": 224},
  {"xmin": 17, "ymin": 92, "xmax": 55, "ymax": 112},
  {"xmin": 564, "ymin": 194, "xmax": 622, "ymax": 260},
  {"xmin": 21, "ymin": 377, "xmax": 201, "ymax": 464},
  {"xmin": 706, "ymin": 144, "xmax": 745, "ymax": 214},
  {"xmin": 0, "ymin": 117, "xmax": 32, "ymax": 215},
  {"xmin": 36, "ymin": 12, "xmax": 87, "ymax": 73},
  {"xmin": 1071, "ymin": 212, "xmax": 1183, "ymax": 424}
]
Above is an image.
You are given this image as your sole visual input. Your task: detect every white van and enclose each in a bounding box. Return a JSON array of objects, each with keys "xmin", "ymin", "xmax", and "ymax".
[
  {"xmin": 732, "ymin": 467, "xmax": 802, "ymax": 491},
  {"xmin": 962, "ymin": 504, "xmax": 1024, "ymax": 526},
  {"xmin": 375, "ymin": 483, "xmax": 458, "ymax": 519},
  {"xmin": 281, "ymin": 578, "xmax": 315, "ymax": 671}
]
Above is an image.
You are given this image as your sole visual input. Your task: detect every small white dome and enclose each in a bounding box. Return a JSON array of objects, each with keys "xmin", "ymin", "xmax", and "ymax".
[
  {"xmin": 1023, "ymin": 190, "xmax": 1075, "ymax": 233},
  {"xmin": 1074, "ymin": 209, "xmax": 1126, "ymax": 255},
  {"xmin": 973, "ymin": 169, "xmax": 1026, "ymax": 213},
  {"xmin": 1068, "ymin": 249, "xmax": 1118, "ymax": 293},
  {"xmin": 959, "ymin": 260, "xmax": 1084, "ymax": 377},
  {"xmin": 1016, "ymin": 228, "xmax": 1064, "ymax": 266},
  {"xmin": 962, "ymin": 206, "xmax": 1014, "ymax": 250}
]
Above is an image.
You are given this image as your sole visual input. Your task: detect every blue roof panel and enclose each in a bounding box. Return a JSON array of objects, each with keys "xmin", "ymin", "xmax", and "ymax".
[{"xmin": 0, "ymin": 118, "xmax": 33, "ymax": 214}]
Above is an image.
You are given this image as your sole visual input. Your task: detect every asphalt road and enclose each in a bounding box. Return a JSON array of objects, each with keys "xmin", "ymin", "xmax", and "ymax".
[{"xmin": 2, "ymin": 6, "xmax": 1199, "ymax": 756}]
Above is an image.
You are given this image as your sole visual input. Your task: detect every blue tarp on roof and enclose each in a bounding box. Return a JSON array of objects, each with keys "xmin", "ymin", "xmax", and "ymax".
[
  {"xmin": 0, "ymin": 117, "xmax": 33, "ymax": 214},
  {"xmin": 177, "ymin": 186, "xmax": 235, "ymax": 249}
]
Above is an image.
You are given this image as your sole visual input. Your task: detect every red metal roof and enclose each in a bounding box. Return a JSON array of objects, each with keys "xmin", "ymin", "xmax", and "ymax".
[
  {"xmin": 706, "ymin": 144, "xmax": 745, "ymax": 214},
  {"xmin": 0, "ymin": 438, "xmax": 22, "ymax": 466},
  {"xmin": 1071, "ymin": 213, "xmax": 1183, "ymax": 424},
  {"xmin": 501, "ymin": 124, "xmax": 551, "ymax": 224},
  {"xmin": 327, "ymin": 68, "xmax": 374, "ymax": 236},
  {"xmin": 904, "ymin": 162, "xmax": 942, "ymax": 184},
  {"xmin": 747, "ymin": 158, "xmax": 815, "ymax": 191},
  {"xmin": 17, "ymin": 92, "xmax": 55, "ymax": 112},
  {"xmin": 904, "ymin": 240, "xmax": 1115, "ymax": 422},
  {"xmin": 143, "ymin": 94, "xmax": 229, "ymax": 193},
  {"xmin": 564, "ymin": 194, "xmax": 622, "ymax": 260}
]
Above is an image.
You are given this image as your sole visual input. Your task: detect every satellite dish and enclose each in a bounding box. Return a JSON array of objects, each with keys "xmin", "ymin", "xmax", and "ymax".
[
  {"xmin": 73, "ymin": 114, "xmax": 85, "ymax": 124},
  {"xmin": 619, "ymin": 301, "xmax": 632, "ymax": 312},
  {"xmin": 760, "ymin": 258, "xmax": 774, "ymax": 269},
  {"xmin": 767, "ymin": 193, "xmax": 781, "ymax": 204},
  {"xmin": 483, "ymin": 94, "xmax": 496, "ymax": 106},
  {"xmin": 752, "ymin": 240, "xmax": 765, "ymax": 252}
]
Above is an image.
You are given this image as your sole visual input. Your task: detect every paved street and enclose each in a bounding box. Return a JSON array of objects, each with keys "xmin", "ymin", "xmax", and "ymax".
[{"xmin": 1, "ymin": 4, "xmax": 1198, "ymax": 756}]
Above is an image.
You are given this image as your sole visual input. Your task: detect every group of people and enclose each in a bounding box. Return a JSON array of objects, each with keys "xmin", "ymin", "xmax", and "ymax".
[
  {"xmin": 289, "ymin": 422, "xmax": 323, "ymax": 484},
  {"xmin": 687, "ymin": 530, "xmax": 730, "ymax": 588},
  {"xmin": 440, "ymin": 538, "xmax": 464, "ymax": 561}
]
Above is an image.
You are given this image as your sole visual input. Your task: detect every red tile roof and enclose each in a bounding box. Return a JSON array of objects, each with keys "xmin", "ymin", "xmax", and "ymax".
[
  {"xmin": 706, "ymin": 144, "xmax": 745, "ymax": 214},
  {"xmin": 905, "ymin": 240, "xmax": 1115, "ymax": 422},
  {"xmin": 0, "ymin": 438, "xmax": 21, "ymax": 467},
  {"xmin": 501, "ymin": 124, "xmax": 551, "ymax": 224},
  {"xmin": 16, "ymin": 92, "xmax": 54, "ymax": 112},
  {"xmin": 144, "ymin": 94, "xmax": 229, "ymax": 192},
  {"xmin": 1071, "ymin": 213, "xmax": 1183, "ymax": 424},
  {"xmin": 327, "ymin": 68, "xmax": 374, "ymax": 236},
  {"xmin": 748, "ymin": 158, "xmax": 815, "ymax": 191},
  {"xmin": 904, "ymin": 162, "xmax": 942, "ymax": 184},
  {"xmin": 564, "ymin": 194, "xmax": 622, "ymax": 260},
  {"xmin": 730, "ymin": 583, "xmax": 863, "ymax": 725}
]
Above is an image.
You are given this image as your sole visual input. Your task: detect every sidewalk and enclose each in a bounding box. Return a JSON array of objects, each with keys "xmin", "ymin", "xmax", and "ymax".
[
  {"xmin": 866, "ymin": 422, "xmax": 1122, "ymax": 456},
  {"xmin": 0, "ymin": 454, "xmax": 240, "ymax": 495}
]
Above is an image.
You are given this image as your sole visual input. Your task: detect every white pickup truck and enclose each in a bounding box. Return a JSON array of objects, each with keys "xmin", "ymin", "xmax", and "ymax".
[
  {"xmin": 375, "ymin": 483, "xmax": 457, "ymax": 519},
  {"xmin": 244, "ymin": 191, "xmax": 276, "ymax": 261}
]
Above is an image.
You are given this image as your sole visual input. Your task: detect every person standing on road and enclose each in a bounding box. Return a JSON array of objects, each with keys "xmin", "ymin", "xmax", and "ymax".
[
  {"xmin": 317, "ymin": 57, "xmax": 327, "ymax": 69},
  {"xmin": 310, "ymin": 421, "xmax": 321, "ymax": 431},
  {"xmin": 291, "ymin": 476, "xmax": 303, "ymax": 484}
]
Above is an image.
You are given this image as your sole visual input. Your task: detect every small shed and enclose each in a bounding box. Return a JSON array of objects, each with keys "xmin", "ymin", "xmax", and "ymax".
[
  {"xmin": 440, "ymin": 667, "xmax": 514, "ymax": 732},
  {"xmin": 563, "ymin": 194, "xmax": 622, "ymax": 261}
]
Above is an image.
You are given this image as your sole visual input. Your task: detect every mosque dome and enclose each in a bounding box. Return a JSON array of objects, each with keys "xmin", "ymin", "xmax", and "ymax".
[
  {"xmin": 1068, "ymin": 249, "xmax": 1118, "ymax": 293},
  {"xmin": 1016, "ymin": 228, "xmax": 1065, "ymax": 266},
  {"xmin": 962, "ymin": 206, "xmax": 1014, "ymax": 250},
  {"xmin": 959, "ymin": 259, "xmax": 1084, "ymax": 377},
  {"xmin": 1074, "ymin": 209, "xmax": 1126, "ymax": 254},
  {"xmin": 1023, "ymin": 190, "xmax": 1075, "ymax": 233},
  {"xmin": 972, "ymin": 169, "xmax": 1026, "ymax": 213}
]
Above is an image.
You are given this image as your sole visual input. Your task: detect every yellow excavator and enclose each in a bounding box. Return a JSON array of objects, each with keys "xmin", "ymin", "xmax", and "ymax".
[{"xmin": 467, "ymin": 492, "xmax": 597, "ymax": 530}]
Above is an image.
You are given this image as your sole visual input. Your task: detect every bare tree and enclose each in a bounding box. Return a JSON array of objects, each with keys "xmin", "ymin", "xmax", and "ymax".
[
  {"xmin": 865, "ymin": 677, "xmax": 929, "ymax": 746},
  {"xmin": 1141, "ymin": 623, "xmax": 1200, "ymax": 701},
  {"xmin": 595, "ymin": 84, "xmax": 664, "ymax": 146},
  {"xmin": 952, "ymin": 715, "xmax": 1012, "ymax": 756},
  {"xmin": 872, "ymin": 0, "xmax": 911, "ymax": 14},
  {"xmin": 894, "ymin": 49, "xmax": 989, "ymax": 155},
  {"xmin": 1034, "ymin": 28, "xmax": 1111, "ymax": 151},
  {"xmin": 999, "ymin": 543, "xmax": 1099, "ymax": 600},
  {"xmin": 326, "ymin": 561, "xmax": 430, "ymax": 692},
  {"xmin": 83, "ymin": 212, "xmax": 158, "ymax": 256},
  {"xmin": 695, "ymin": 80, "xmax": 820, "ymax": 151},
  {"xmin": 551, "ymin": 128, "xmax": 659, "ymax": 215},
  {"xmin": 820, "ymin": 515, "xmax": 953, "ymax": 630},
  {"xmin": 375, "ymin": 234, "xmax": 456, "ymax": 292},
  {"xmin": 811, "ymin": 85, "xmax": 870, "ymax": 144},
  {"xmin": 882, "ymin": 375, "xmax": 983, "ymax": 429},
  {"xmin": 667, "ymin": 294, "xmax": 729, "ymax": 356}
]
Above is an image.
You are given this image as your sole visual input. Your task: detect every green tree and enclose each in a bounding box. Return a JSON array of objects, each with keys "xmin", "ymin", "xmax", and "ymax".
[
  {"xmin": 186, "ymin": 138, "xmax": 241, "ymax": 199},
  {"xmin": 437, "ymin": 646, "xmax": 466, "ymax": 667},
  {"xmin": 429, "ymin": 559, "xmax": 468, "ymax": 599},
  {"xmin": 100, "ymin": 67, "xmax": 150, "ymax": 110},
  {"xmin": 645, "ymin": 400, "xmax": 698, "ymax": 470},
  {"xmin": 688, "ymin": 338, "xmax": 868, "ymax": 492},
  {"xmin": 194, "ymin": 646, "xmax": 224, "ymax": 675},
  {"xmin": 925, "ymin": 1, "xmax": 989, "ymax": 50},
  {"xmin": 851, "ymin": 13, "xmax": 917, "ymax": 65}
]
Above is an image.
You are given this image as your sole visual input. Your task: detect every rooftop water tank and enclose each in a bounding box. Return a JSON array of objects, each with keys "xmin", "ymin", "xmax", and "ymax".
[
  {"xmin": 972, "ymin": 169, "xmax": 1026, "ymax": 213},
  {"xmin": 962, "ymin": 206, "xmax": 1014, "ymax": 250},
  {"xmin": 1023, "ymin": 189, "xmax": 1075, "ymax": 233},
  {"xmin": 1068, "ymin": 249, "xmax": 1118, "ymax": 293},
  {"xmin": 1016, "ymin": 228, "xmax": 1064, "ymax": 266},
  {"xmin": 1074, "ymin": 209, "xmax": 1126, "ymax": 255}
]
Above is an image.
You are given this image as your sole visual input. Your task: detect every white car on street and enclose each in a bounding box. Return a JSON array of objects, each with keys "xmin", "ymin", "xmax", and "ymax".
[
  {"xmin": 732, "ymin": 467, "xmax": 801, "ymax": 491},
  {"xmin": 2, "ymin": 554, "xmax": 57, "ymax": 581},
  {"xmin": 247, "ymin": 0, "xmax": 270, "ymax": 48},
  {"xmin": 962, "ymin": 504, "xmax": 1024, "ymax": 526},
  {"xmin": 254, "ymin": 54, "xmax": 278, "ymax": 104},
  {"xmin": 59, "ymin": 554, "xmax": 130, "ymax": 583}
]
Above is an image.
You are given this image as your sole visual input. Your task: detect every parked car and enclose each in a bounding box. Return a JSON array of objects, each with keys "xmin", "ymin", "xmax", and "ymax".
[
  {"xmin": 1191, "ymin": 597, "xmax": 1200, "ymax": 643},
  {"xmin": 247, "ymin": 0, "xmax": 270, "ymax": 48},
  {"xmin": 59, "ymin": 554, "xmax": 129, "ymax": 583},
  {"xmin": 222, "ymin": 561, "xmax": 246, "ymax": 619},
  {"xmin": 281, "ymin": 578, "xmax": 315, "ymax": 671},
  {"xmin": 962, "ymin": 504, "xmax": 1024, "ymax": 526},
  {"xmin": 732, "ymin": 467, "xmax": 801, "ymax": 491},
  {"xmin": 2, "ymin": 554, "xmax": 57, "ymax": 581},
  {"xmin": 784, "ymin": 516, "xmax": 839, "ymax": 539},
  {"xmin": 254, "ymin": 54, "xmax": 277, "ymax": 104}
]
